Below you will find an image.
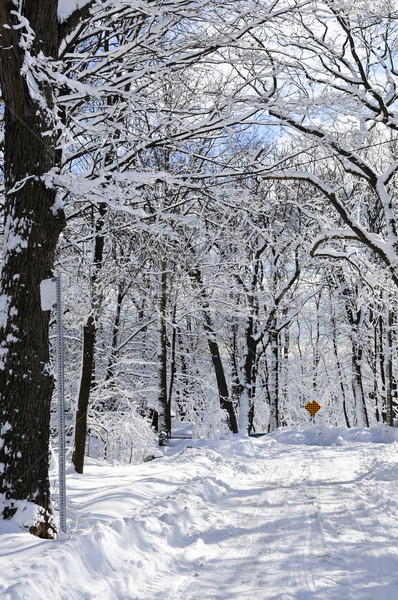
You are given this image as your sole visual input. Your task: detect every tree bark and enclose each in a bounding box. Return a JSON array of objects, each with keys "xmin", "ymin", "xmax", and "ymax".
[
  {"xmin": 105, "ymin": 281, "xmax": 126, "ymax": 385},
  {"xmin": 189, "ymin": 269, "xmax": 238, "ymax": 433},
  {"xmin": 268, "ymin": 328, "xmax": 280, "ymax": 431},
  {"xmin": 330, "ymin": 309, "xmax": 350, "ymax": 427},
  {"xmin": 0, "ymin": 1, "xmax": 66, "ymax": 535},
  {"xmin": 72, "ymin": 318, "xmax": 96, "ymax": 473},
  {"xmin": 241, "ymin": 311, "xmax": 258, "ymax": 434},
  {"xmin": 351, "ymin": 341, "xmax": 369, "ymax": 427},
  {"xmin": 385, "ymin": 306, "xmax": 395, "ymax": 427},
  {"xmin": 72, "ymin": 204, "xmax": 106, "ymax": 472},
  {"xmin": 168, "ymin": 304, "xmax": 178, "ymax": 414},
  {"xmin": 338, "ymin": 275, "xmax": 369, "ymax": 428},
  {"xmin": 158, "ymin": 262, "xmax": 171, "ymax": 445}
]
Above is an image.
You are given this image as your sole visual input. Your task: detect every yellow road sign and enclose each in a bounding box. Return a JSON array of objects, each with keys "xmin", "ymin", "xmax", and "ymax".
[{"xmin": 304, "ymin": 401, "xmax": 321, "ymax": 416}]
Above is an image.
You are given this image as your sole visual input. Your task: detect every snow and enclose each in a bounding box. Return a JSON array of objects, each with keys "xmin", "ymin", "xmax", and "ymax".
[
  {"xmin": 3, "ymin": 215, "xmax": 28, "ymax": 255},
  {"xmin": 0, "ymin": 422, "xmax": 12, "ymax": 436},
  {"xmin": 171, "ymin": 420, "xmax": 194, "ymax": 438},
  {"xmin": 1, "ymin": 425, "xmax": 398, "ymax": 599},
  {"xmin": 51, "ymin": 194, "xmax": 64, "ymax": 216},
  {"xmin": 0, "ymin": 295, "xmax": 11, "ymax": 332},
  {"xmin": 11, "ymin": 501, "xmax": 40, "ymax": 531},
  {"xmin": 57, "ymin": 0, "xmax": 91, "ymax": 23}
]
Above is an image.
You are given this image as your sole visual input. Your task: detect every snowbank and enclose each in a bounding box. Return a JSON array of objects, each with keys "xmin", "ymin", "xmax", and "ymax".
[
  {"xmin": 270, "ymin": 423, "xmax": 398, "ymax": 447},
  {"xmin": 1, "ymin": 427, "xmax": 398, "ymax": 599}
]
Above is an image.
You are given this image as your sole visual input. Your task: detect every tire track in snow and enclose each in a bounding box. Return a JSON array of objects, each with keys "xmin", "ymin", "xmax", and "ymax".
[
  {"xmin": 298, "ymin": 442, "xmax": 398, "ymax": 600},
  {"xmin": 167, "ymin": 448, "xmax": 326, "ymax": 600},
  {"xmin": 142, "ymin": 458, "xmax": 273, "ymax": 600},
  {"xmin": 138, "ymin": 440, "xmax": 398, "ymax": 600}
]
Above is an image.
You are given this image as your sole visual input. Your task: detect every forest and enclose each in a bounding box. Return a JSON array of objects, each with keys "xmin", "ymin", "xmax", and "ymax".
[{"xmin": 0, "ymin": 0, "xmax": 397, "ymax": 536}]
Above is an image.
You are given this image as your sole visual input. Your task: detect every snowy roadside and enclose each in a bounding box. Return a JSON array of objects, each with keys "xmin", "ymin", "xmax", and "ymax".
[{"xmin": 1, "ymin": 425, "xmax": 398, "ymax": 600}]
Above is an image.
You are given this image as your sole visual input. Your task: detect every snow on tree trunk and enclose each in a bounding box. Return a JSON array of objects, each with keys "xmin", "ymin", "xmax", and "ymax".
[
  {"xmin": 72, "ymin": 204, "xmax": 106, "ymax": 473},
  {"xmin": 384, "ymin": 307, "xmax": 395, "ymax": 427},
  {"xmin": 268, "ymin": 329, "xmax": 280, "ymax": 432},
  {"xmin": 157, "ymin": 262, "xmax": 171, "ymax": 446},
  {"xmin": 0, "ymin": 1, "xmax": 66, "ymax": 535},
  {"xmin": 351, "ymin": 342, "xmax": 369, "ymax": 428},
  {"xmin": 238, "ymin": 388, "xmax": 250, "ymax": 435},
  {"xmin": 189, "ymin": 269, "xmax": 238, "ymax": 434}
]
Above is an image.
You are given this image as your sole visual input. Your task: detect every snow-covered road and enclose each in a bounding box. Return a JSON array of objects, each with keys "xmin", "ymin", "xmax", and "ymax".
[{"xmin": 1, "ymin": 425, "xmax": 398, "ymax": 600}]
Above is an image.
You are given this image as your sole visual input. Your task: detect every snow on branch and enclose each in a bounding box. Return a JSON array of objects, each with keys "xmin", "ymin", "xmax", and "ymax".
[{"xmin": 57, "ymin": 0, "xmax": 92, "ymax": 23}]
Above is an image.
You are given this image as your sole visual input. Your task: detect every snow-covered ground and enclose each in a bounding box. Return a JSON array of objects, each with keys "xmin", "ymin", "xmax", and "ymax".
[{"xmin": 1, "ymin": 424, "xmax": 398, "ymax": 600}]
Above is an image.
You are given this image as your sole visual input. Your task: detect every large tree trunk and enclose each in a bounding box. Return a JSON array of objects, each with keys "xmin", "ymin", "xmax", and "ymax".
[
  {"xmin": 0, "ymin": 1, "xmax": 66, "ymax": 536},
  {"xmin": 206, "ymin": 321, "xmax": 238, "ymax": 434},
  {"xmin": 338, "ymin": 275, "xmax": 369, "ymax": 428},
  {"xmin": 384, "ymin": 306, "xmax": 395, "ymax": 427},
  {"xmin": 105, "ymin": 280, "xmax": 126, "ymax": 385},
  {"xmin": 72, "ymin": 317, "xmax": 96, "ymax": 473},
  {"xmin": 189, "ymin": 269, "xmax": 238, "ymax": 434},
  {"xmin": 72, "ymin": 204, "xmax": 106, "ymax": 473},
  {"xmin": 240, "ymin": 311, "xmax": 258, "ymax": 434},
  {"xmin": 351, "ymin": 341, "xmax": 369, "ymax": 427},
  {"xmin": 157, "ymin": 261, "xmax": 171, "ymax": 445},
  {"xmin": 268, "ymin": 328, "xmax": 280, "ymax": 431},
  {"xmin": 330, "ymin": 309, "xmax": 350, "ymax": 427}
]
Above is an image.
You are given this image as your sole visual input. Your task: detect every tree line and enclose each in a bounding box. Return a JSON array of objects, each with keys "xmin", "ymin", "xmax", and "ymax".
[{"xmin": 0, "ymin": 0, "xmax": 397, "ymax": 536}]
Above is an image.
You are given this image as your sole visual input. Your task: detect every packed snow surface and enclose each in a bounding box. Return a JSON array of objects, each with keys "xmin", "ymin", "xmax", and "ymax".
[{"xmin": 1, "ymin": 424, "xmax": 398, "ymax": 599}]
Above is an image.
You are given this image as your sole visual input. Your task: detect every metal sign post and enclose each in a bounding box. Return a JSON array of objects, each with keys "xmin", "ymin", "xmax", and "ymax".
[
  {"xmin": 40, "ymin": 276, "xmax": 66, "ymax": 534},
  {"xmin": 55, "ymin": 276, "xmax": 66, "ymax": 534}
]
